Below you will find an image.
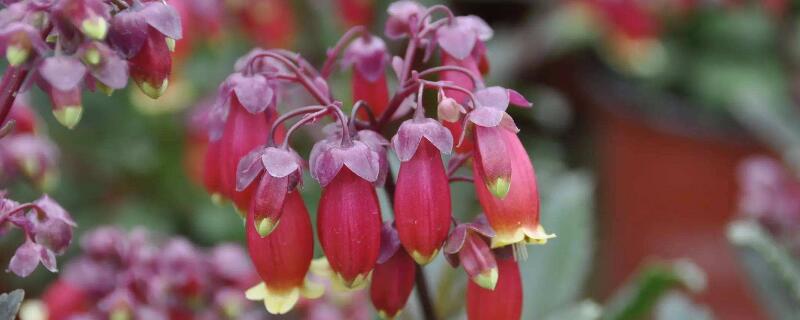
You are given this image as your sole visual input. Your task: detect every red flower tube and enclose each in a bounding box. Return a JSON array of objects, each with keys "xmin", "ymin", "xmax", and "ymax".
[
  {"xmin": 473, "ymin": 128, "xmax": 553, "ymax": 248},
  {"xmin": 317, "ymin": 168, "xmax": 382, "ymax": 288},
  {"xmin": 370, "ymin": 224, "xmax": 416, "ymax": 319},
  {"xmin": 345, "ymin": 35, "xmax": 389, "ymax": 120},
  {"xmin": 392, "ymin": 118, "xmax": 453, "ymax": 264},
  {"xmin": 466, "ymin": 257, "xmax": 522, "ymax": 320},
  {"xmin": 245, "ymin": 192, "xmax": 320, "ymax": 314}
]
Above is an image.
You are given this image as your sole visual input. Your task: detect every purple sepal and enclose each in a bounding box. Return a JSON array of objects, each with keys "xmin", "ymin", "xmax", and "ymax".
[
  {"xmin": 236, "ymin": 146, "xmax": 303, "ymax": 192},
  {"xmin": 81, "ymin": 42, "xmax": 128, "ymax": 89},
  {"xmin": 310, "ymin": 138, "xmax": 380, "ymax": 187},
  {"xmin": 436, "ymin": 24, "xmax": 476, "ymax": 61},
  {"xmin": 467, "ymin": 86, "xmax": 519, "ymax": 132},
  {"xmin": 343, "ymin": 35, "xmax": 388, "ymax": 82},
  {"xmin": 224, "ymin": 72, "xmax": 275, "ymax": 114},
  {"xmin": 9, "ymin": 240, "xmax": 55, "ymax": 276},
  {"xmin": 39, "ymin": 56, "xmax": 87, "ymax": 91},
  {"xmin": 385, "ymin": 0, "xmax": 426, "ymax": 39},
  {"xmin": 356, "ymin": 130, "xmax": 389, "ymax": 186},
  {"xmin": 0, "ymin": 22, "xmax": 49, "ymax": 55},
  {"xmin": 34, "ymin": 195, "xmax": 77, "ymax": 227},
  {"xmin": 34, "ymin": 218, "xmax": 73, "ymax": 254},
  {"xmin": 109, "ymin": 1, "xmax": 182, "ymax": 57},
  {"xmin": 391, "ymin": 118, "xmax": 453, "ymax": 162},
  {"xmin": 377, "ymin": 222, "xmax": 402, "ymax": 264},
  {"xmin": 138, "ymin": 1, "xmax": 182, "ymax": 40},
  {"xmin": 442, "ymin": 218, "xmax": 495, "ymax": 268},
  {"xmin": 435, "ymin": 16, "xmax": 492, "ymax": 60},
  {"xmin": 508, "ymin": 89, "xmax": 532, "ymax": 108}
]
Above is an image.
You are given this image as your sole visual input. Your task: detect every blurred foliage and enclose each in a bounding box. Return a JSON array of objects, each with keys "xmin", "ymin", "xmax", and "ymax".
[
  {"xmin": 0, "ymin": 290, "xmax": 24, "ymax": 320},
  {"xmin": 728, "ymin": 219, "xmax": 800, "ymax": 319}
]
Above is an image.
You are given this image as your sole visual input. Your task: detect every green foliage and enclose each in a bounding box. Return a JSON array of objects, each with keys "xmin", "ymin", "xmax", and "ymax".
[
  {"xmin": 0, "ymin": 290, "xmax": 24, "ymax": 320},
  {"xmin": 728, "ymin": 219, "xmax": 800, "ymax": 319}
]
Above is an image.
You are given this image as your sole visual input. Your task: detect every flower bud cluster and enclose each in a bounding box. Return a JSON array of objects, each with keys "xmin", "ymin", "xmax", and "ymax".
[
  {"xmin": 197, "ymin": 1, "xmax": 553, "ymax": 318},
  {"xmin": 0, "ymin": 0, "xmax": 182, "ymax": 129}
]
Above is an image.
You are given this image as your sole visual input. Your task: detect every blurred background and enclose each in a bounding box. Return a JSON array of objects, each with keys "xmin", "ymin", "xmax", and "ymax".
[{"xmin": 3, "ymin": 0, "xmax": 800, "ymax": 319}]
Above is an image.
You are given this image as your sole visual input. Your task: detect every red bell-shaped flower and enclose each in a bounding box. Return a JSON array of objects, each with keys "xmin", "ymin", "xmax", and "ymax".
[
  {"xmin": 473, "ymin": 128, "xmax": 553, "ymax": 248},
  {"xmin": 316, "ymin": 168, "xmax": 382, "ymax": 288},
  {"xmin": 245, "ymin": 192, "xmax": 321, "ymax": 314},
  {"xmin": 466, "ymin": 256, "xmax": 522, "ymax": 320},
  {"xmin": 42, "ymin": 279, "xmax": 89, "ymax": 320},
  {"xmin": 392, "ymin": 118, "xmax": 453, "ymax": 264},
  {"xmin": 336, "ymin": 0, "xmax": 375, "ymax": 27},
  {"xmin": 203, "ymin": 72, "xmax": 281, "ymax": 212},
  {"xmin": 370, "ymin": 224, "xmax": 416, "ymax": 319},
  {"xmin": 128, "ymin": 26, "xmax": 172, "ymax": 99}
]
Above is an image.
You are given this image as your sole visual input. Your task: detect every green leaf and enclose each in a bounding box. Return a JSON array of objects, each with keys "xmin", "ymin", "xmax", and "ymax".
[
  {"xmin": 654, "ymin": 291, "xmax": 714, "ymax": 320},
  {"xmin": 602, "ymin": 260, "xmax": 706, "ymax": 320},
  {"xmin": 0, "ymin": 290, "xmax": 24, "ymax": 320},
  {"xmin": 521, "ymin": 171, "xmax": 595, "ymax": 318},
  {"xmin": 727, "ymin": 219, "xmax": 800, "ymax": 319}
]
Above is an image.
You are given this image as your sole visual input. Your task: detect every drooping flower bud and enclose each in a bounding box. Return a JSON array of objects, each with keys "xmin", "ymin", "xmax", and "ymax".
[
  {"xmin": 245, "ymin": 192, "xmax": 322, "ymax": 315},
  {"xmin": 466, "ymin": 256, "xmax": 522, "ymax": 320},
  {"xmin": 128, "ymin": 26, "xmax": 172, "ymax": 99},
  {"xmin": 237, "ymin": 146, "xmax": 303, "ymax": 237},
  {"xmin": 392, "ymin": 118, "xmax": 453, "ymax": 264},
  {"xmin": 469, "ymin": 86, "xmax": 531, "ymax": 198},
  {"xmin": 108, "ymin": 0, "xmax": 182, "ymax": 98},
  {"xmin": 370, "ymin": 224, "xmax": 416, "ymax": 319},
  {"xmin": 0, "ymin": 22, "xmax": 49, "ymax": 66},
  {"xmin": 384, "ymin": 1, "xmax": 427, "ymax": 39},
  {"xmin": 344, "ymin": 35, "xmax": 389, "ymax": 119},
  {"xmin": 314, "ymin": 156, "xmax": 381, "ymax": 288},
  {"xmin": 473, "ymin": 128, "xmax": 553, "ymax": 248},
  {"xmin": 444, "ymin": 220, "xmax": 498, "ymax": 290}
]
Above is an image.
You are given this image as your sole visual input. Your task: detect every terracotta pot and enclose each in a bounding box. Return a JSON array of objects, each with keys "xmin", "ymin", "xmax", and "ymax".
[{"xmin": 542, "ymin": 57, "xmax": 769, "ymax": 319}]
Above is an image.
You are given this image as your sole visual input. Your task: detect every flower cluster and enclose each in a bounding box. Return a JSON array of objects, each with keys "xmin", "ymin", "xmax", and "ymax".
[
  {"xmin": 29, "ymin": 227, "xmax": 266, "ymax": 320},
  {"xmin": 1, "ymin": 191, "xmax": 74, "ymax": 277},
  {"xmin": 200, "ymin": 1, "xmax": 553, "ymax": 317},
  {"xmin": 0, "ymin": 0, "xmax": 182, "ymax": 129}
]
